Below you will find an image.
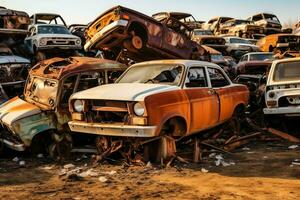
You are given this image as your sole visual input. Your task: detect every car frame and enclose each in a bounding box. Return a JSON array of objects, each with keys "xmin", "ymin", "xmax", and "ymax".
[
  {"xmin": 0, "ymin": 57, "xmax": 127, "ymax": 155},
  {"xmin": 68, "ymin": 59, "xmax": 249, "ymax": 160}
]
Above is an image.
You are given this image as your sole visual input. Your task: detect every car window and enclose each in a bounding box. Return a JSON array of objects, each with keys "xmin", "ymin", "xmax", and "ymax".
[
  {"xmin": 186, "ymin": 67, "xmax": 207, "ymax": 88},
  {"xmin": 240, "ymin": 55, "xmax": 248, "ymax": 62},
  {"xmin": 252, "ymin": 14, "xmax": 262, "ymax": 21},
  {"xmin": 60, "ymin": 75, "xmax": 78, "ymax": 106},
  {"xmin": 76, "ymin": 72, "xmax": 100, "ymax": 92},
  {"xmin": 208, "ymin": 67, "xmax": 230, "ymax": 87}
]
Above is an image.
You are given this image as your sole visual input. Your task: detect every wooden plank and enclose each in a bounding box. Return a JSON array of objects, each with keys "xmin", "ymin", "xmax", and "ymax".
[{"xmin": 267, "ymin": 128, "xmax": 300, "ymax": 143}]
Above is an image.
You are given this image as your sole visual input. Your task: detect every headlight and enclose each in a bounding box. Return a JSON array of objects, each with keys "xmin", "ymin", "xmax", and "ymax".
[
  {"xmin": 75, "ymin": 39, "xmax": 81, "ymax": 45},
  {"xmin": 74, "ymin": 100, "xmax": 84, "ymax": 112},
  {"xmin": 39, "ymin": 38, "xmax": 47, "ymax": 46},
  {"xmin": 268, "ymin": 92, "xmax": 276, "ymax": 99},
  {"xmin": 133, "ymin": 102, "xmax": 145, "ymax": 116}
]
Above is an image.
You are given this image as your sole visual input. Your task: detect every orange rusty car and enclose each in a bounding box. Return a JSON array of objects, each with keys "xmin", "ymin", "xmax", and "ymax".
[
  {"xmin": 257, "ymin": 34, "xmax": 300, "ymax": 54},
  {"xmin": 68, "ymin": 60, "xmax": 249, "ymax": 161}
]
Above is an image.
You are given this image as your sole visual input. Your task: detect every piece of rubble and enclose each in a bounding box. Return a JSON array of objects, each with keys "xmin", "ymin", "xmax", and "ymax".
[
  {"xmin": 12, "ymin": 157, "xmax": 19, "ymax": 162},
  {"xmin": 292, "ymin": 162, "xmax": 300, "ymax": 166},
  {"xmin": 105, "ymin": 170, "xmax": 117, "ymax": 176},
  {"xmin": 98, "ymin": 176, "xmax": 108, "ymax": 183},
  {"xmin": 79, "ymin": 169, "xmax": 99, "ymax": 177},
  {"xmin": 37, "ymin": 154, "xmax": 44, "ymax": 158},
  {"xmin": 146, "ymin": 161, "xmax": 152, "ymax": 168},
  {"xmin": 64, "ymin": 164, "xmax": 75, "ymax": 170},
  {"xmin": 242, "ymin": 147, "xmax": 250, "ymax": 151},
  {"xmin": 288, "ymin": 145, "xmax": 299, "ymax": 149},
  {"xmin": 19, "ymin": 161, "xmax": 25, "ymax": 167},
  {"xmin": 201, "ymin": 168, "xmax": 209, "ymax": 173}
]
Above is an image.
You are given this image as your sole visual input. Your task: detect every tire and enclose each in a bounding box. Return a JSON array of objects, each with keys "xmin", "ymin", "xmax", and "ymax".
[{"xmin": 131, "ymin": 35, "xmax": 144, "ymax": 50}]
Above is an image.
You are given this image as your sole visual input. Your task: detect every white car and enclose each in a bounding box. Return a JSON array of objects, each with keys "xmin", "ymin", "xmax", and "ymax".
[
  {"xmin": 239, "ymin": 52, "xmax": 275, "ymax": 63},
  {"xmin": 25, "ymin": 24, "xmax": 81, "ymax": 61},
  {"xmin": 264, "ymin": 57, "xmax": 300, "ymax": 116}
]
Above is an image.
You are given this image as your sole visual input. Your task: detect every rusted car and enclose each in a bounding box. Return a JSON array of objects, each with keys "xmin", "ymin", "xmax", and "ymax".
[
  {"xmin": 248, "ymin": 13, "xmax": 282, "ymax": 35},
  {"xmin": 0, "ymin": 7, "xmax": 30, "ymax": 36},
  {"xmin": 219, "ymin": 19, "xmax": 264, "ymax": 39},
  {"xmin": 84, "ymin": 6, "xmax": 209, "ymax": 62},
  {"xmin": 152, "ymin": 12, "xmax": 202, "ymax": 29},
  {"xmin": 234, "ymin": 61, "xmax": 272, "ymax": 111},
  {"xmin": 68, "ymin": 60, "xmax": 249, "ymax": 161},
  {"xmin": 203, "ymin": 17, "xmax": 233, "ymax": 34},
  {"xmin": 192, "ymin": 35, "xmax": 227, "ymax": 54},
  {"xmin": 295, "ymin": 22, "xmax": 300, "ymax": 36},
  {"xmin": 257, "ymin": 34, "xmax": 300, "ymax": 54},
  {"xmin": 0, "ymin": 44, "xmax": 30, "ymax": 103},
  {"xmin": 264, "ymin": 57, "xmax": 300, "ymax": 116},
  {"xmin": 30, "ymin": 13, "xmax": 67, "ymax": 27},
  {"xmin": 0, "ymin": 57, "xmax": 126, "ymax": 156}
]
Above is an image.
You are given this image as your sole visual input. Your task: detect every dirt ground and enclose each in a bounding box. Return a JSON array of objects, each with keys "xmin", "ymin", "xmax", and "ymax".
[{"xmin": 0, "ymin": 140, "xmax": 299, "ymax": 200}]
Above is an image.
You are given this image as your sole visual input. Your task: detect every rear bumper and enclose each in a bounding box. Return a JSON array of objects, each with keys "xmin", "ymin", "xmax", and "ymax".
[
  {"xmin": 84, "ymin": 19, "xmax": 129, "ymax": 51},
  {"xmin": 68, "ymin": 121, "xmax": 157, "ymax": 137}
]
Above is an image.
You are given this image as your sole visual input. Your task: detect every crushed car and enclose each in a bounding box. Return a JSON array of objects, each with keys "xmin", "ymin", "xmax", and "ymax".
[
  {"xmin": 68, "ymin": 59, "xmax": 249, "ymax": 161},
  {"xmin": 30, "ymin": 13, "xmax": 67, "ymax": 27},
  {"xmin": 219, "ymin": 19, "xmax": 264, "ymax": 39},
  {"xmin": 25, "ymin": 24, "xmax": 82, "ymax": 62},
  {"xmin": 295, "ymin": 21, "xmax": 300, "ymax": 35},
  {"xmin": 248, "ymin": 13, "xmax": 282, "ymax": 35},
  {"xmin": 264, "ymin": 57, "xmax": 300, "ymax": 116},
  {"xmin": 192, "ymin": 29, "xmax": 213, "ymax": 36},
  {"xmin": 238, "ymin": 52, "xmax": 274, "ymax": 63},
  {"xmin": 152, "ymin": 12, "xmax": 202, "ymax": 29},
  {"xmin": 0, "ymin": 6, "xmax": 30, "ymax": 36},
  {"xmin": 234, "ymin": 61, "xmax": 272, "ymax": 111},
  {"xmin": 257, "ymin": 34, "xmax": 300, "ymax": 54},
  {"xmin": 0, "ymin": 44, "xmax": 30, "ymax": 104},
  {"xmin": 192, "ymin": 35, "xmax": 227, "ymax": 54},
  {"xmin": 223, "ymin": 36, "xmax": 260, "ymax": 60},
  {"xmin": 84, "ymin": 6, "xmax": 210, "ymax": 62},
  {"xmin": 0, "ymin": 57, "xmax": 127, "ymax": 157},
  {"xmin": 203, "ymin": 16, "xmax": 233, "ymax": 34}
]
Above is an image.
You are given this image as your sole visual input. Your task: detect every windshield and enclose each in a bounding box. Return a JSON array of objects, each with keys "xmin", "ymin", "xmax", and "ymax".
[
  {"xmin": 180, "ymin": 16, "xmax": 195, "ymax": 23},
  {"xmin": 25, "ymin": 76, "xmax": 58, "ymax": 107},
  {"xmin": 230, "ymin": 38, "xmax": 252, "ymax": 44},
  {"xmin": 117, "ymin": 64, "xmax": 184, "ymax": 85},
  {"xmin": 37, "ymin": 25, "xmax": 70, "ymax": 34},
  {"xmin": 194, "ymin": 30, "xmax": 213, "ymax": 35},
  {"xmin": 211, "ymin": 54, "xmax": 224, "ymax": 62},
  {"xmin": 249, "ymin": 53, "xmax": 274, "ymax": 61},
  {"xmin": 264, "ymin": 14, "xmax": 279, "ymax": 22},
  {"xmin": 235, "ymin": 20, "xmax": 253, "ymax": 25},
  {"xmin": 273, "ymin": 61, "xmax": 300, "ymax": 82}
]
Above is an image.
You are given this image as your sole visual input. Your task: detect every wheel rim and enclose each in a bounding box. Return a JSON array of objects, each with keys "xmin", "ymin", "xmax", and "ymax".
[{"xmin": 132, "ymin": 35, "xmax": 143, "ymax": 49}]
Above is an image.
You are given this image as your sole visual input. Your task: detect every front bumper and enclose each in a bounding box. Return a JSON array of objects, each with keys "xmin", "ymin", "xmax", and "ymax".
[
  {"xmin": 84, "ymin": 19, "xmax": 129, "ymax": 51},
  {"xmin": 263, "ymin": 106, "xmax": 300, "ymax": 116},
  {"xmin": 0, "ymin": 128, "xmax": 25, "ymax": 151},
  {"xmin": 68, "ymin": 121, "xmax": 157, "ymax": 137},
  {"xmin": 37, "ymin": 45, "xmax": 81, "ymax": 50}
]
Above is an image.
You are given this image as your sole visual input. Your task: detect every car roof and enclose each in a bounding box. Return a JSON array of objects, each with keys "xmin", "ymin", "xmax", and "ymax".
[
  {"xmin": 33, "ymin": 24, "xmax": 67, "ymax": 28},
  {"xmin": 131, "ymin": 59, "xmax": 221, "ymax": 69},
  {"xmin": 272, "ymin": 57, "xmax": 300, "ymax": 66},
  {"xmin": 244, "ymin": 52, "xmax": 273, "ymax": 55},
  {"xmin": 30, "ymin": 13, "xmax": 62, "ymax": 20},
  {"xmin": 30, "ymin": 57, "xmax": 127, "ymax": 80}
]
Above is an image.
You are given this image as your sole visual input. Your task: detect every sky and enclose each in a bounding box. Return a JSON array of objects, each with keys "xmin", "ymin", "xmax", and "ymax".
[{"xmin": 2, "ymin": 0, "xmax": 299, "ymax": 27}]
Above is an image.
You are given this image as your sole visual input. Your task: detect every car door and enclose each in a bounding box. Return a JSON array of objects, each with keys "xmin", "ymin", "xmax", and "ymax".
[
  {"xmin": 207, "ymin": 67, "xmax": 234, "ymax": 123},
  {"xmin": 25, "ymin": 27, "xmax": 36, "ymax": 53},
  {"xmin": 184, "ymin": 66, "xmax": 219, "ymax": 134}
]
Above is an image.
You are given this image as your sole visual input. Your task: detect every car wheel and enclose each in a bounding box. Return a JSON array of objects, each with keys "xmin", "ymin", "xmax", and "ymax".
[
  {"xmin": 131, "ymin": 35, "xmax": 144, "ymax": 50},
  {"xmin": 49, "ymin": 133, "xmax": 73, "ymax": 160}
]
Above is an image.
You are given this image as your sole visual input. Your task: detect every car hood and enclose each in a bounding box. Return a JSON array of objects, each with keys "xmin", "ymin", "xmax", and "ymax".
[
  {"xmin": 38, "ymin": 34, "xmax": 79, "ymax": 39},
  {"xmin": 0, "ymin": 55, "xmax": 30, "ymax": 64},
  {"xmin": 0, "ymin": 97, "xmax": 41, "ymax": 125},
  {"xmin": 71, "ymin": 83, "xmax": 180, "ymax": 102}
]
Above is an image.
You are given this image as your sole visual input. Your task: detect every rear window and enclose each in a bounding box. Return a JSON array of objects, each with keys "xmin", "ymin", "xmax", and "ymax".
[{"xmin": 273, "ymin": 61, "xmax": 300, "ymax": 82}]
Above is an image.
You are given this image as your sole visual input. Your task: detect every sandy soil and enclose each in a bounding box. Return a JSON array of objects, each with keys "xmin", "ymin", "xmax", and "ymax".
[{"xmin": 0, "ymin": 141, "xmax": 299, "ymax": 200}]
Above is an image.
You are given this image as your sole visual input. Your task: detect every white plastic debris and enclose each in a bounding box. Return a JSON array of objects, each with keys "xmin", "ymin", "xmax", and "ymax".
[
  {"xmin": 12, "ymin": 157, "xmax": 19, "ymax": 162},
  {"xmin": 19, "ymin": 160, "xmax": 25, "ymax": 167},
  {"xmin": 208, "ymin": 153, "xmax": 216, "ymax": 158},
  {"xmin": 64, "ymin": 163, "xmax": 75, "ymax": 170},
  {"xmin": 242, "ymin": 147, "xmax": 250, "ymax": 151},
  {"xmin": 201, "ymin": 168, "xmax": 209, "ymax": 173},
  {"xmin": 215, "ymin": 154, "xmax": 235, "ymax": 167},
  {"xmin": 146, "ymin": 161, "xmax": 152, "ymax": 168},
  {"xmin": 263, "ymin": 156, "xmax": 268, "ymax": 159},
  {"xmin": 98, "ymin": 176, "xmax": 108, "ymax": 183},
  {"xmin": 106, "ymin": 170, "xmax": 117, "ymax": 176},
  {"xmin": 79, "ymin": 169, "xmax": 98, "ymax": 177},
  {"xmin": 42, "ymin": 166, "xmax": 54, "ymax": 170},
  {"xmin": 288, "ymin": 145, "xmax": 299, "ymax": 149},
  {"xmin": 292, "ymin": 161, "xmax": 300, "ymax": 166},
  {"xmin": 37, "ymin": 154, "xmax": 43, "ymax": 158}
]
